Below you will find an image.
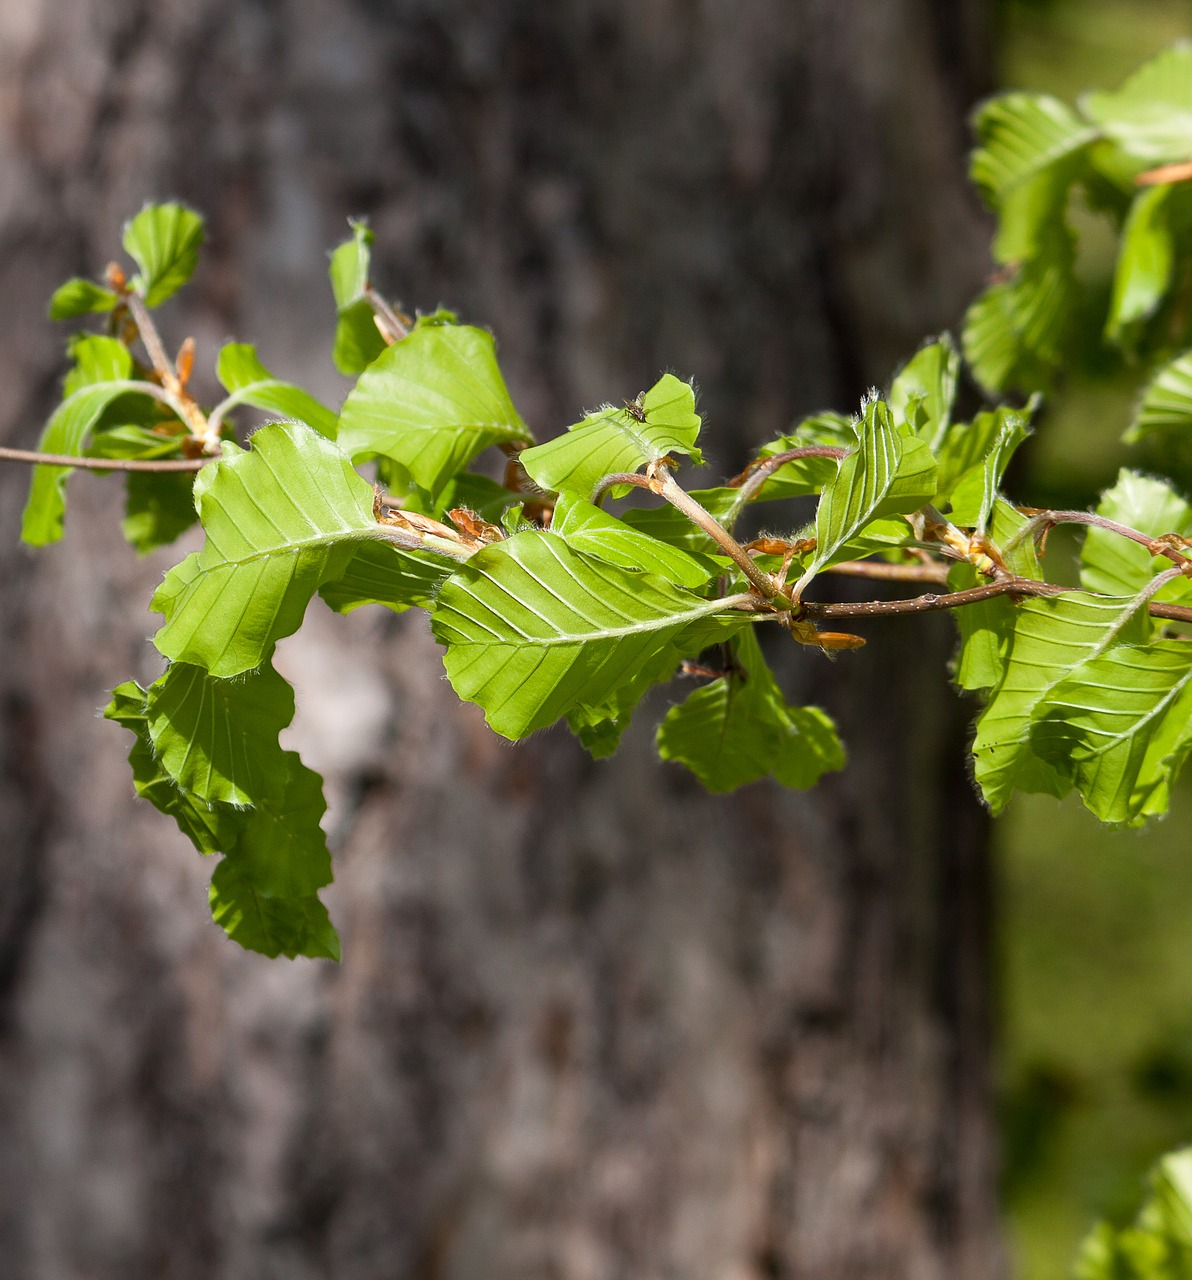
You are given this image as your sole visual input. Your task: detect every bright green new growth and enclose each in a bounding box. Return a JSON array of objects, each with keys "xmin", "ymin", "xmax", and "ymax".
[{"xmin": 16, "ymin": 50, "xmax": 1192, "ymax": 961}]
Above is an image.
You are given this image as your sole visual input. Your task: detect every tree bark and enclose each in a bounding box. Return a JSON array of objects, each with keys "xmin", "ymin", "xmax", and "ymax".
[{"xmin": 0, "ymin": 2, "xmax": 1001, "ymax": 1278}]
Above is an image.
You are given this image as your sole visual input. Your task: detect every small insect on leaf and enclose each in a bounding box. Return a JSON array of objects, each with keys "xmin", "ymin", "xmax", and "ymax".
[{"xmin": 624, "ymin": 396, "xmax": 647, "ymax": 422}]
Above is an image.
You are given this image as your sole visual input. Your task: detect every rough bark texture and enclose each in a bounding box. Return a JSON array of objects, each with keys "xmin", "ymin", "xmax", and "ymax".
[{"xmin": 0, "ymin": 3, "xmax": 1000, "ymax": 1278}]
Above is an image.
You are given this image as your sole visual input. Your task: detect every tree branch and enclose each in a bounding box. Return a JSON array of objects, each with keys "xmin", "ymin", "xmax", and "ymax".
[{"xmin": 729, "ymin": 445, "xmax": 849, "ymax": 505}]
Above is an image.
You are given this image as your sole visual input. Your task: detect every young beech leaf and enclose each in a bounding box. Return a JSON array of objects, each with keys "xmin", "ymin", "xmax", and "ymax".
[
  {"xmin": 430, "ymin": 530, "xmax": 749, "ymax": 740},
  {"xmin": 948, "ymin": 563, "xmax": 1016, "ymax": 693},
  {"xmin": 1107, "ymin": 185, "xmax": 1175, "ymax": 341},
  {"xmin": 1130, "ymin": 350, "xmax": 1192, "ymax": 442},
  {"xmin": 337, "ymin": 323, "xmax": 531, "ymax": 499},
  {"xmin": 1031, "ymin": 638, "xmax": 1192, "ymax": 825},
  {"xmin": 1081, "ymin": 470, "xmax": 1192, "ymax": 605},
  {"xmin": 214, "ymin": 343, "xmax": 338, "ymax": 439},
  {"xmin": 970, "ymin": 93, "xmax": 1097, "ymax": 204},
  {"xmin": 742, "ymin": 413, "xmax": 854, "ymax": 501},
  {"xmin": 1082, "ymin": 45, "xmax": 1192, "ymax": 166},
  {"xmin": 152, "ymin": 423, "xmax": 392, "ymax": 677},
  {"xmin": 962, "ymin": 223, "xmax": 1078, "ymax": 393},
  {"xmin": 122, "ymin": 471, "xmax": 200, "ymax": 554},
  {"xmin": 656, "ymin": 628, "xmax": 844, "ymax": 793},
  {"xmin": 551, "ymin": 494, "xmax": 719, "ymax": 588},
  {"xmin": 319, "ymin": 540, "xmax": 452, "ymax": 615},
  {"xmin": 144, "ymin": 661, "xmax": 295, "ymax": 808},
  {"xmin": 971, "ymin": 592, "xmax": 1153, "ymax": 813},
  {"xmin": 22, "ymin": 338, "xmax": 161, "ymax": 546},
  {"xmin": 791, "ymin": 398, "xmax": 933, "ymax": 597},
  {"xmin": 122, "ymin": 203, "xmax": 205, "ymax": 307},
  {"xmin": 328, "ymin": 219, "xmax": 387, "ymax": 375},
  {"xmin": 519, "ymin": 374, "xmax": 703, "ymax": 500},
  {"xmin": 889, "ymin": 337, "xmax": 959, "ymax": 447},
  {"xmin": 947, "ymin": 407, "xmax": 1032, "ymax": 531},
  {"xmin": 48, "ymin": 278, "xmax": 118, "ymax": 321},
  {"xmin": 208, "ymin": 858, "xmax": 340, "ymax": 962},
  {"xmin": 104, "ymin": 682, "xmax": 240, "ymax": 855}
]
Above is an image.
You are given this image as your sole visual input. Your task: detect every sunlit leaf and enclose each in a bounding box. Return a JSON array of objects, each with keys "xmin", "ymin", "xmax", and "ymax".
[
  {"xmin": 122, "ymin": 203, "xmax": 205, "ymax": 306},
  {"xmin": 338, "ymin": 323, "xmax": 531, "ymax": 498},
  {"xmin": 152, "ymin": 423, "xmax": 391, "ymax": 676},
  {"xmin": 519, "ymin": 374, "xmax": 703, "ymax": 500},
  {"xmin": 889, "ymin": 337, "xmax": 959, "ymax": 447},
  {"xmin": 328, "ymin": 219, "xmax": 387, "ymax": 375},
  {"xmin": 431, "ymin": 530, "xmax": 748, "ymax": 739},
  {"xmin": 214, "ymin": 343, "xmax": 338, "ymax": 439},
  {"xmin": 1130, "ymin": 349, "xmax": 1192, "ymax": 441},
  {"xmin": 949, "ymin": 563, "xmax": 1016, "ymax": 693},
  {"xmin": 970, "ymin": 93, "xmax": 1097, "ymax": 202},
  {"xmin": 1107, "ymin": 185, "xmax": 1175, "ymax": 341},
  {"xmin": 619, "ymin": 486, "xmax": 740, "ymax": 551},
  {"xmin": 208, "ymin": 857, "xmax": 340, "ymax": 961},
  {"xmin": 1082, "ymin": 45, "xmax": 1192, "ymax": 165},
  {"xmin": 741, "ymin": 413, "xmax": 854, "ymax": 501},
  {"xmin": 947, "ymin": 407, "xmax": 1032, "ymax": 531}
]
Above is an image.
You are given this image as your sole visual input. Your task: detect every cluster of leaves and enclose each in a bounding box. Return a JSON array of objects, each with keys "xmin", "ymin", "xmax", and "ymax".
[
  {"xmin": 1074, "ymin": 1147, "xmax": 1192, "ymax": 1279},
  {"xmin": 967, "ymin": 40, "xmax": 1192, "ymax": 459},
  {"xmin": 16, "ymin": 51, "xmax": 1192, "ymax": 959}
]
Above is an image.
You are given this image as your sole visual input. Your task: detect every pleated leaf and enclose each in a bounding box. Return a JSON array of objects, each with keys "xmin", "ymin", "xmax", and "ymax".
[
  {"xmin": 152, "ymin": 423, "xmax": 388, "ymax": 677},
  {"xmin": 656, "ymin": 629, "xmax": 844, "ymax": 793},
  {"xmin": 214, "ymin": 343, "xmax": 338, "ymax": 439},
  {"xmin": 971, "ymin": 592, "xmax": 1152, "ymax": 812},
  {"xmin": 431, "ymin": 530, "xmax": 749, "ymax": 739},
  {"xmin": 337, "ymin": 323, "xmax": 531, "ymax": 498},
  {"xmin": 122, "ymin": 203, "xmax": 205, "ymax": 307},
  {"xmin": 519, "ymin": 374, "xmax": 703, "ymax": 500},
  {"xmin": 319, "ymin": 539, "xmax": 452, "ymax": 615},
  {"xmin": 1031, "ymin": 638, "xmax": 1192, "ymax": 824},
  {"xmin": 970, "ymin": 93, "xmax": 1097, "ymax": 202},
  {"xmin": 889, "ymin": 337, "xmax": 959, "ymax": 447},
  {"xmin": 1130, "ymin": 350, "xmax": 1192, "ymax": 441},
  {"xmin": 946, "ymin": 407, "xmax": 1032, "ymax": 530}
]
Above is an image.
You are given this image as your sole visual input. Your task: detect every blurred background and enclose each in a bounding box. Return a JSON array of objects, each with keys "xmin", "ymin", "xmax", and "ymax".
[{"xmin": 0, "ymin": 1, "xmax": 1189, "ymax": 1278}]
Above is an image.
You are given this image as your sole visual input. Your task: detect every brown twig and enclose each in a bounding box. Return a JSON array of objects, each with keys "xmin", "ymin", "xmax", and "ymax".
[
  {"xmin": 1010, "ymin": 509, "xmax": 1192, "ymax": 570},
  {"xmin": 0, "ymin": 445, "xmax": 206, "ymax": 473},
  {"xmin": 729, "ymin": 445, "xmax": 849, "ymax": 505}
]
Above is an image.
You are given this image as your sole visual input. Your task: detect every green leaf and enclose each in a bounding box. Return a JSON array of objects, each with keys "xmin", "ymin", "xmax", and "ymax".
[
  {"xmin": 213, "ymin": 343, "xmax": 338, "ymax": 439},
  {"xmin": 551, "ymin": 494, "xmax": 718, "ymax": 588},
  {"xmin": 1082, "ymin": 45, "xmax": 1192, "ymax": 165},
  {"xmin": 949, "ymin": 563, "xmax": 1017, "ymax": 693},
  {"xmin": 208, "ymin": 858, "xmax": 340, "ymax": 961},
  {"xmin": 947, "ymin": 407, "xmax": 1032, "ymax": 530},
  {"xmin": 971, "ymin": 591, "xmax": 1153, "ymax": 812},
  {"xmin": 329, "ymin": 219, "xmax": 387, "ymax": 375},
  {"xmin": 656, "ymin": 629, "xmax": 844, "ymax": 793},
  {"xmin": 431, "ymin": 530, "xmax": 749, "ymax": 739},
  {"xmin": 962, "ymin": 226, "xmax": 1079, "ymax": 394},
  {"xmin": 122, "ymin": 203, "xmax": 205, "ymax": 306},
  {"xmin": 991, "ymin": 499, "xmax": 1044, "ymax": 580},
  {"xmin": 620, "ymin": 486, "xmax": 740, "ymax": 551},
  {"xmin": 1130, "ymin": 349, "xmax": 1192, "ymax": 442},
  {"xmin": 104, "ymin": 682, "xmax": 239, "ymax": 855},
  {"xmin": 338, "ymin": 323, "xmax": 531, "ymax": 498},
  {"xmin": 318, "ymin": 539, "xmax": 452, "ymax": 614},
  {"xmin": 889, "ymin": 337, "xmax": 959, "ymax": 446},
  {"xmin": 1080, "ymin": 470, "xmax": 1192, "ymax": 605},
  {"xmin": 992, "ymin": 166, "xmax": 1079, "ymax": 265},
  {"xmin": 1031, "ymin": 637, "xmax": 1192, "ymax": 824},
  {"xmin": 21, "ymin": 339, "xmax": 157, "ymax": 546},
  {"xmin": 122, "ymin": 471, "xmax": 199, "ymax": 554},
  {"xmin": 144, "ymin": 661, "xmax": 295, "ymax": 807},
  {"xmin": 519, "ymin": 374, "xmax": 703, "ymax": 500},
  {"xmin": 1107, "ymin": 185, "xmax": 1175, "ymax": 341},
  {"xmin": 970, "ymin": 93, "xmax": 1097, "ymax": 202},
  {"xmin": 152, "ymin": 423, "xmax": 389, "ymax": 677},
  {"xmin": 744, "ymin": 413, "xmax": 855, "ymax": 500},
  {"xmin": 792, "ymin": 398, "xmax": 929, "ymax": 596},
  {"xmin": 48, "ymin": 278, "xmax": 118, "ymax": 321},
  {"xmin": 228, "ymin": 752, "xmax": 332, "ymax": 898}
]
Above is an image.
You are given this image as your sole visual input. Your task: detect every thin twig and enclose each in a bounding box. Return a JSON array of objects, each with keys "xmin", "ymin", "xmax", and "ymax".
[
  {"xmin": 797, "ymin": 577, "xmax": 1067, "ymax": 620},
  {"xmin": 1008, "ymin": 509, "xmax": 1192, "ymax": 570},
  {"xmin": 823, "ymin": 559, "xmax": 951, "ymax": 584},
  {"xmin": 729, "ymin": 445, "xmax": 849, "ymax": 506},
  {"xmin": 125, "ymin": 293, "xmax": 217, "ymax": 447},
  {"xmin": 0, "ymin": 445, "xmax": 206, "ymax": 473}
]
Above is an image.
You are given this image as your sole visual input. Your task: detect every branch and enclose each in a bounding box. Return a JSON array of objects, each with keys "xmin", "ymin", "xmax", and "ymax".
[
  {"xmin": 1009, "ymin": 508, "xmax": 1192, "ymax": 570},
  {"xmin": 0, "ymin": 445, "xmax": 206, "ymax": 473},
  {"xmin": 729, "ymin": 445, "xmax": 849, "ymax": 505},
  {"xmin": 797, "ymin": 577, "xmax": 1067, "ymax": 620}
]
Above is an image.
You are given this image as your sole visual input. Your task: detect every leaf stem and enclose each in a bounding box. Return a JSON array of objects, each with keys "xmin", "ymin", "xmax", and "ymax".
[
  {"xmin": 729, "ymin": 445, "xmax": 849, "ymax": 505},
  {"xmin": 0, "ymin": 445, "xmax": 206, "ymax": 473}
]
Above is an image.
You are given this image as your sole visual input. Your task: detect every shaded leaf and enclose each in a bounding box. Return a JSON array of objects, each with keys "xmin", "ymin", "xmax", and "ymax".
[
  {"xmin": 48, "ymin": 278, "xmax": 118, "ymax": 321},
  {"xmin": 970, "ymin": 93, "xmax": 1097, "ymax": 202},
  {"xmin": 122, "ymin": 471, "xmax": 199, "ymax": 554},
  {"xmin": 319, "ymin": 539, "xmax": 452, "ymax": 614},
  {"xmin": 1107, "ymin": 185, "xmax": 1175, "ymax": 341},
  {"xmin": 620, "ymin": 486, "xmax": 740, "ymax": 551},
  {"xmin": 329, "ymin": 219, "xmax": 387, "ymax": 375},
  {"xmin": 1130, "ymin": 349, "xmax": 1192, "ymax": 441},
  {"xmin": 208, "ymin": 858, "xmax": 340, "ymax": 961}
]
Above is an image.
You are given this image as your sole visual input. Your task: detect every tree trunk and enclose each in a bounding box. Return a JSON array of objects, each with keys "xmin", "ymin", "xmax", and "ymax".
[{"xmin": 0, "ymin": 3, "xmax": 1001, "ymax": 1277}]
